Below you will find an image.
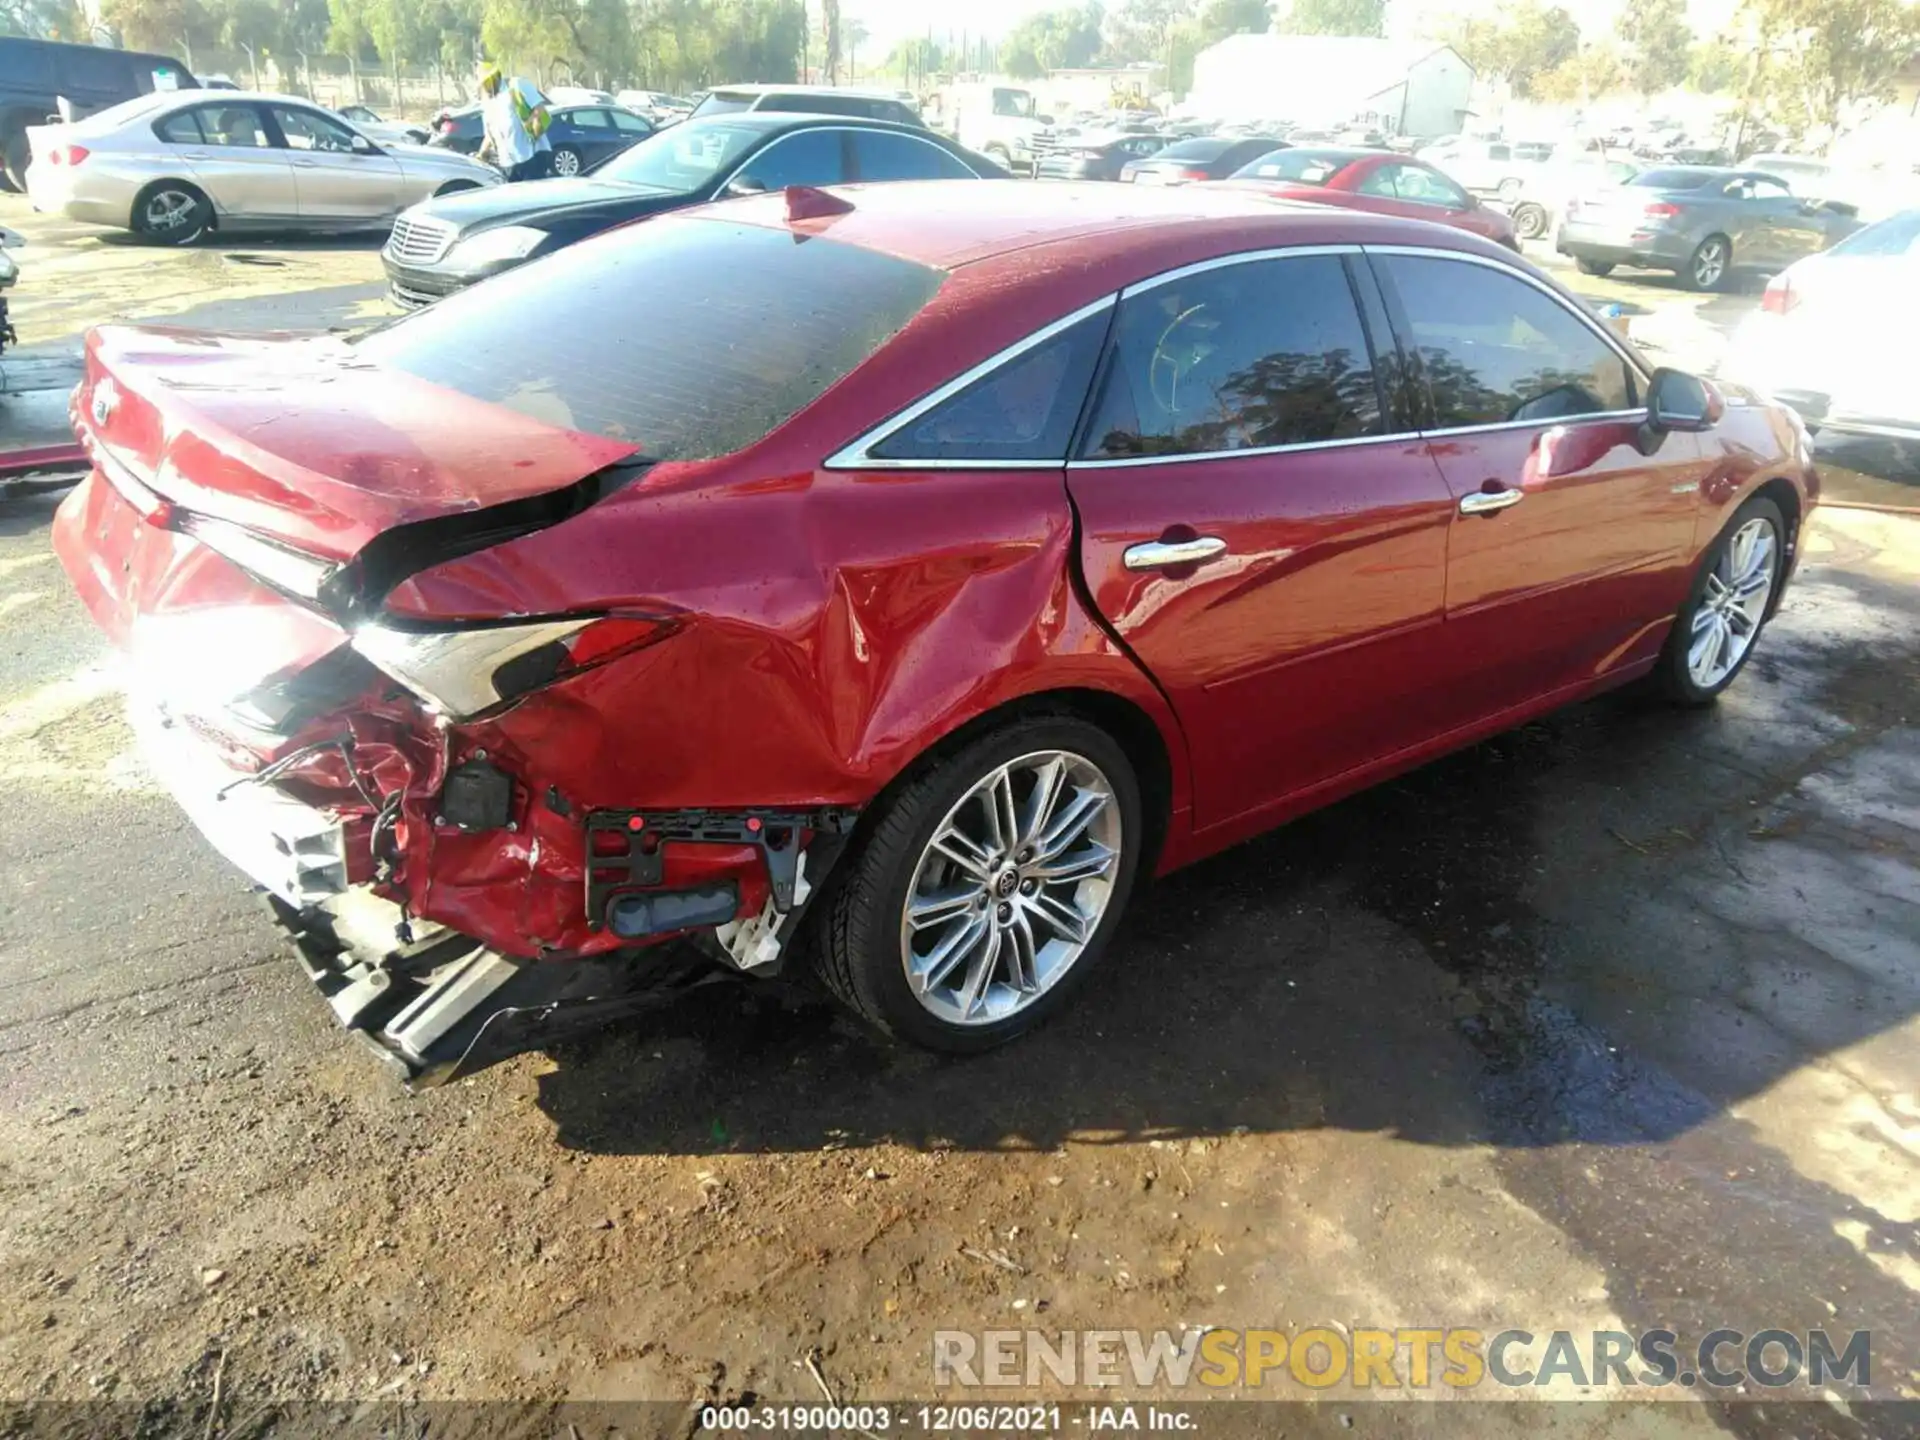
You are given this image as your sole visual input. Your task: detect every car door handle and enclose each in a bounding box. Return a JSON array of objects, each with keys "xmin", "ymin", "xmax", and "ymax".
[
  {"xmin": 291, "ymin": 158, "xmax": 320, "ymax": 168},
  {"xmin": 1458, "ymin": 488, "xmax": 1525, "ymax": 516},
  {"xmin": 1123, "ymin": 536, "xmax": 1228, "ymax": 571}
]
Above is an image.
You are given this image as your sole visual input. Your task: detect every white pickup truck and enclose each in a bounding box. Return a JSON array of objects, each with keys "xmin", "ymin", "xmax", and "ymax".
[{"xmin": 945, "ymin": 83, "xmax": 1053, "ymax": 173}]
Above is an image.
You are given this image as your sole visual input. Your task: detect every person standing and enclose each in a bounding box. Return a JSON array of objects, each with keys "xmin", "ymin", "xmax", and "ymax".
[{"xmin": 477, "ymin": 64, "xmax": 553, "ymax": 182}]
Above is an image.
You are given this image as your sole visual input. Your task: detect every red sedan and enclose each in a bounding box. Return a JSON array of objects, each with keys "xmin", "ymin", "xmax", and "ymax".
[
  {"xmin": 55, "ymin": 182, "xmax": 1816, "ymax": 1083},
  {"xmin": 1217, "ymin": 146, "xmax": 1521, "ymax": 248}
]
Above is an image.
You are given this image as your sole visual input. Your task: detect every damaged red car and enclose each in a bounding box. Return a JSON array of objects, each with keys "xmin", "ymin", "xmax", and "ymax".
[{"xmin": 55, "ymin": 181, "xmax": 1818, "ymax": 1085}]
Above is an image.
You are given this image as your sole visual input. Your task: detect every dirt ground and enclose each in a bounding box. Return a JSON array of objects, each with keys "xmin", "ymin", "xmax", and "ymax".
[{"xmin": 1, "ymin": 195, "xmax": 1917, "ymax": 1440}]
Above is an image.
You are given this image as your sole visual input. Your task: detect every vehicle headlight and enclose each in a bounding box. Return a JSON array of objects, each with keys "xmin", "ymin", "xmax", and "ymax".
[{"xmin": 448, "ymin": 225, "xmax": 547, "ymax": 266}]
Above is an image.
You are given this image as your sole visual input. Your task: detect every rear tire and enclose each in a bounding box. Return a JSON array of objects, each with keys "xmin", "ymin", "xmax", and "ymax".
[
  {"xmin": 1685, "ymin": 234, "xmax": 1732, "ymax": 292},
  {"xmin": 1575, "ymin": 256, "xmax": 1615, "ymax": 277},
  {"xmin": 1656, "ymin": 495, "xmax": 1786, "ymax": 706},
  {"xmin": 1, "ymin": 128, "xmax": 27, "ymax": 192},
  {"xmin": 814, "ymin": 714, "xmax": 1143, "ymax": 1053},
  {"xmin": 1511, "ymin": 201, "xmax": 1548, "ymax": 240},
  {"xmin": 131, "ymin": 181, "xmax": 211, "ymax": 245},
  {"xmin": 550, "ymin": 145, "xmax": 582, "ymax": 177}
]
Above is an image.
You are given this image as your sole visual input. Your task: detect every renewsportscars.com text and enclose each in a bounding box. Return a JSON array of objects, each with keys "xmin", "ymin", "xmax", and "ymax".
[{"xmin": 933, "ymin": 1327, "xmax": 1871, "ymax": 1391}]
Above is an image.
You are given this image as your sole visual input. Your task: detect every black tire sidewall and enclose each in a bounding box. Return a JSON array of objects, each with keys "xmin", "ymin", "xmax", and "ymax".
[
  {"xmin": 1, "ymin": 129, "xmax": 26, "ymax": 192},
  {"xmin": 1661, "ymin": 495, "xmax": 1786, "ymax": 704},
  {"xmin": 1576, "ymin": 257, "xmax": 1614, "ymax": 276},
  {"xmin": 832, "ymin": 716, "xmax": 1143, "ymax": 1053},
  {"xmin": 134, "ymin": 183, "xmax": 208, "ymax": 245},
  {"xmin": 1513, "ymin": 204, "xmax": 1547, "ymax": 239},
  {"xmin": 1689, "ymin": 236, "xmax": 1730, "ymax": 291}
]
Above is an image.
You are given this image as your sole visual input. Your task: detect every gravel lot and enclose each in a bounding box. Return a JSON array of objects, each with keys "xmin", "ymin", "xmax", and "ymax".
[{"xmin": 0, "ymin": 192, "xmax": 1915, "ymax": 1439}]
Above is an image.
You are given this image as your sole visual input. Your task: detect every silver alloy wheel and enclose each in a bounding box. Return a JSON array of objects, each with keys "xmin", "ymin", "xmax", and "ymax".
[
  {"xmin": 1688, "ymin": 516, "xmax": 1777, "ymax": 689},
  {"xmin": 899, "ymin": 749, "xmax": 1123, "ymax": 1027},
  {"xmin": 552, "ymin": 148, "xmax": 581, "ymax": 175},
  {"xmin": 1692, "ymin": 237, "xmax": 1728, "ymax": 288},
  {"xmin": 1513, "ymin": 203, "xmax": 1547, "ymax": 240},
  {"xmin": 144, "ymin": 188, "xmax": 197, "ymax": 232}
]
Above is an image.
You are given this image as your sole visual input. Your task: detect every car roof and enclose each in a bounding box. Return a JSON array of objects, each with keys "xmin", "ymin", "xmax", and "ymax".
[
  {"xmin": 709, "ymin": 83, "xmax": 901, "ymax": 99},
  {"xmin": 713, "ymin": 177, "xmax": 1512, "ymax": 274},
  {"xmin": 680, "ymin": 111, "xmax": 939, "ymax": 139}
]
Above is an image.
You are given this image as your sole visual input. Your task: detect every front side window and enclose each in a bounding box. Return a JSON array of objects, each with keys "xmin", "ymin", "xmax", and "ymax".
[
  {"xmin": 1079, "ymin": 254, "xmax": 1384, "ymax": 460},
  {"xmin": 568, "ymin": 108, "xmax": 614, "ymax": 131},
  {"xmin": 270, "ymin": 105, "xmax": 360, "ymax": 152},
  {"xmin": 610, "ymin": 109, "xmax": 652, "ymax": 134},
  {"xmin": 850, "ymin": 131, "xmax": 974, "ymax": 180},
  {"xmin": 1377, "ymin": 255, "xmax": 1635, "ymax": 428},
  {"xmin": 734, "ymin": 129, "xmax": 847, "ymax": 189},
  {"xmin": 868, "ymin": 310, "xmax": 1108, "ymax": 463}
]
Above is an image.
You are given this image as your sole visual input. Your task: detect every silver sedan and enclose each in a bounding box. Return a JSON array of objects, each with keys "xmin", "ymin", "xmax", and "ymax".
[{"xmin": 24, "ymin": 90, "xmax": 499, "ymax": 244}]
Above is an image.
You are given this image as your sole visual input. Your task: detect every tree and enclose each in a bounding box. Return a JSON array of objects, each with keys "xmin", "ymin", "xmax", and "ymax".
[
  {"xmin": 1197, "ymin": 0, "xmax": 1271, "ymax": 43},
  {"xmin": 1002, "ymin": 2, "xmax": 1104, "ymax": 76},
  {"xmin": 1744, "ymin": 0, "xmax": 1920, "ymax": 148},
  {"xmin": 102, "ymin": 0, "xmax": 215, "ymax": 61},
  {"xmin": 1, "ymin": 0, "xmax": 85, "ymax": 39},
  {"xmin": 1275, "ymin": 0, "xmax": 1386, "ymax": 38},
  {"xmin": 1533, "ymin": 39, "xmax": 1625, "ymax": 102},
  {"xmin": 1614, "ymin": 0, "xmax": 1690, "ymax": 96},
  {"xmin": 209, "ymin": 0, "xmax": 282, "ymax": 88},
  {"xmin": 1686, "ymin": 36, "xmax": 1741, "ymax": 92},
  {"xmin": 819, "ymin": 0, "xmax": 838, "ymax": 80},
  {"xmin": 326, "ymin": 0, "xmax": 372, "ymax": 99},
  {"xmin": 1101, "ymin": 0, "xmax": 1180, "ymax": 63},
  {"xmin": 1446, "ymin": 0, "xmax": 1580, "ymax": 98}
]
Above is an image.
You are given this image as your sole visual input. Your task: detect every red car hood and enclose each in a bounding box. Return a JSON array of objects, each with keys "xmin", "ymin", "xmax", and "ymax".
[{"xmin": 76, "ymin": 325, "xmax": 639, "ymax": 562}]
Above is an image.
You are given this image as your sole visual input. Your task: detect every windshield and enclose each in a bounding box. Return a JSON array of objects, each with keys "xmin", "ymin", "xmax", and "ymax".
[
  {"xmin": 352, "ymin": 217, "xmax": 944, "ymax": 460},
  {"xmin": 991, "ymin": 88, "xmax": 1035, "ymax": 118},
  {"xmin": 1231, "ymin": 148, "xmax": 1354, "ymax": 184},
  {"xmin": 594, "ymin": 119, "xmax": 764, "ymax": 191}
]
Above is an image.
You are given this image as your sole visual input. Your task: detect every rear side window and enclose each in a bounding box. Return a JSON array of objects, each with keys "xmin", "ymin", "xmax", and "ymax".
[
  {"xmin": 690, "ymin": 92, "xmax": 752, "ymax": 117},
  {"xmin": 1377, "ymin": 255, "xmax": 1635, "ymax": 427},
  {"xmin": 55, "ymin": 46, "xmax": 130, "ymax": 93},
  {"xmin": 353, "ymin": 218, "xmax": 944, "ymax": 461},
  {"xmin": 733, "ymin": 129, "xmax": 847, "ymax": 189},
  {"xmin": 1631, "ymin": 168, "xmax": 1715, "ymax": 190},
  {"xmin": 869, "ymin": 309, "xmax": 1109, "ymax": 463},
  {"xmin": 850, "ymin": 131, "xmax": 975, "ymax": 180},
  {"xmin": 1079, "ymin": 254, "xmax": 1384, "ymax": 460},
  {"xmin": 154, "ymin": 109, "xmax": 203, "ymax": 143}
]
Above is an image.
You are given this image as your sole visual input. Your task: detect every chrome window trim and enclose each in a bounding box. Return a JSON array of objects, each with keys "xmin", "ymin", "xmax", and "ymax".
[
  {"xmin": 1069, "ymin": 429, "xmax": 1419, "ymax": 471},
  {"xmin": 825, "ymin": 241, "xmax": 1655, "ymax": 473},
  {"xmin": 822, "ymin": 293, "xmax": 1118, "ymax": 471},
  {"xmin": 1118, "ymin": 243, "xmax": 1363, "ymax": 299}
]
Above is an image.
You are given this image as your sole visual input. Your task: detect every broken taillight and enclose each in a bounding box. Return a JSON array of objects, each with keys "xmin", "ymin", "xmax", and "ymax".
[
  {"xmin": 351, "ymin": 614, "xmax": 673, "ymax": 719},
  {"xmin": 1761, "ymin": 274, "xmax": 1798, "ymax": 315},
  {"xmin": 47, "ymin": 144, "xmax": 90, "ymax": 166}
]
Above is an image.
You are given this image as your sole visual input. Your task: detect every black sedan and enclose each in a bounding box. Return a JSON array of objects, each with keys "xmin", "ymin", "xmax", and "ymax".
[
  {"xmin": 1120, "ymin": 135, "xmax": 1287, "ymax": 185},
  {"xmin": 425, "ymin": 103, "xmax": 654, "ymax": 174},
  {"xmin": 383, "ymin": 113, "xmax": 1002, "ymax": 307},
  {"xmin": 1035, "ymin": 131, "xmax": 1170, "ymax": 181}
]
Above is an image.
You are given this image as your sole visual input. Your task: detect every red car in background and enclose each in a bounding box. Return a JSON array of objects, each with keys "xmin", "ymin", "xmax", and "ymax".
[
  {"xmin": 1218, "ymin": 146, "xmax": 1521, "ymax": 248},
  {"xmin": 54, "ymin": 181, "xmax": 1814, "ymax": 1087}
]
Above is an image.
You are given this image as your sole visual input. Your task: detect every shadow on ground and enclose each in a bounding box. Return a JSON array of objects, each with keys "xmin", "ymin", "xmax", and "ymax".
[{"xmin": 533, "ymin": 566, "xmax": 1920, "ymax": 1171}]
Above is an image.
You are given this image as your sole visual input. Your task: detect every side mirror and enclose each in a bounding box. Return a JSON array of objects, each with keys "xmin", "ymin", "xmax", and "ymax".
[
  {"xmin": 351, "ymin": 134, "xmax": 380, "ymax": 156},
  {"xmin": 723, "ymin": 174, "xmax": 769, "ymax": 198},
  {"xmin": 1639, "ymin": 367, "xmax": 1721, "ymax": 450}
]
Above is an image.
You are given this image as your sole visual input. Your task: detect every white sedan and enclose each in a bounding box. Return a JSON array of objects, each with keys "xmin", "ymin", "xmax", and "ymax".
[
  {"xmin": 25, "ymin": 90, "xmax": 499, "ymax": 245},
  {"xmin": 1720, "ymin": 208, "xmax": 1920, "ymax": 440}
]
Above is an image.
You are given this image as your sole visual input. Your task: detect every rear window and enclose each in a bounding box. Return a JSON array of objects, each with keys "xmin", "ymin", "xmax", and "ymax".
[
  {"xmin": 1154, "ymin": 137, "xmax": 1233, "ymax": 161},
  {"xmin": 352, "ymin": 218, "xmax": 944, "ymax": 461},
  {"xmin": 690, "ymin": 91, "xmax": 754, "ymax": 118},
  {"xmin": 1232, "ymin": 148, "xmax": 1354, "ymax": 184},
  {"xmin": 1630, "ymin": 168, "xmax": 1717, "ymax": 190},
  {"xmin": 1829, "ymin": 209, "xmax": 1920, "ymax": 256}
]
